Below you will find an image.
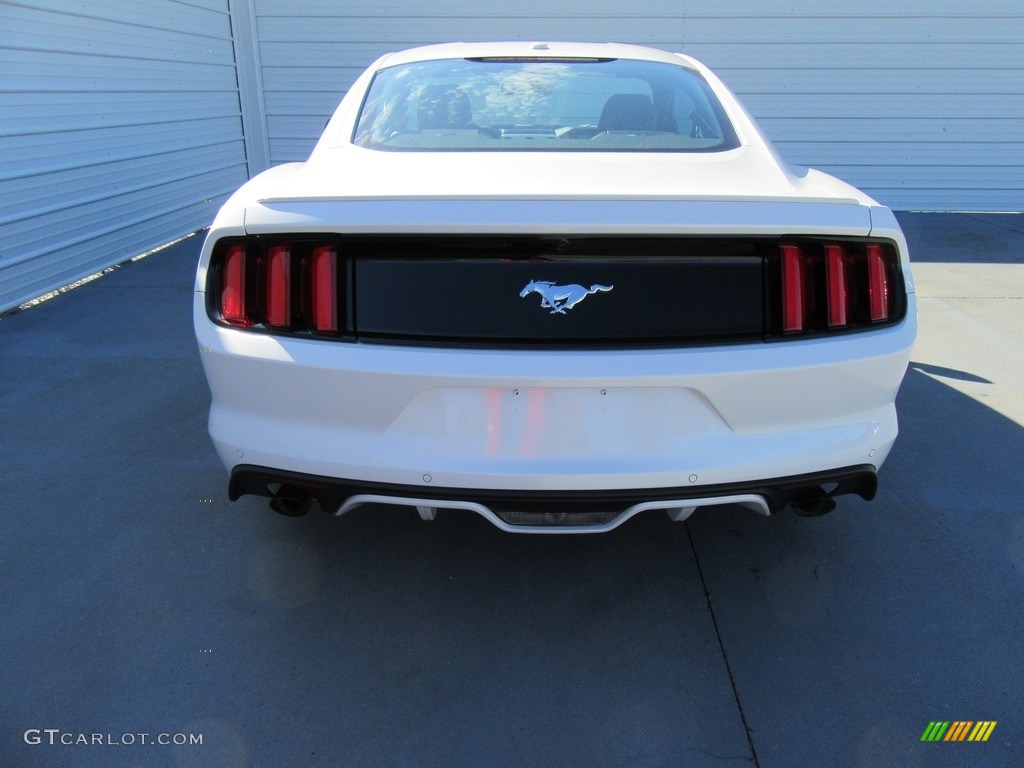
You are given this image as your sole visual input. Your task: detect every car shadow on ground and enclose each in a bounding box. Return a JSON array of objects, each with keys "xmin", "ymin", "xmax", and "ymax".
[{"xmin": 680, "ymin": 363, "xmax": 1024, "ymax": 766}]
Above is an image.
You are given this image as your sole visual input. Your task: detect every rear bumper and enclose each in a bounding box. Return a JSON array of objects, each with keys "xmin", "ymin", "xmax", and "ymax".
[
  {"xmin": 229, "ymin": 463, "xmax": 878, "ymax": 533},
  {"xmin": 196, "ymin": 299, "xmax": 914, "ymax": 489}
]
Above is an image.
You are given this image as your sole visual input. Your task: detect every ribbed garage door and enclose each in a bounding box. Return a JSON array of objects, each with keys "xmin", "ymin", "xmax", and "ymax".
[{"xmin": 0, "ymin": 0, "xmax": 250, "ymax": 312}]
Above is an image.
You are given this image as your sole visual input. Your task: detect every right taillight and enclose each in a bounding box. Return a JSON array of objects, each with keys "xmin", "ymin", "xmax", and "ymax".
[{"xmin": 773, "ymin": 239, "xmax": 903, "ymax": 337}]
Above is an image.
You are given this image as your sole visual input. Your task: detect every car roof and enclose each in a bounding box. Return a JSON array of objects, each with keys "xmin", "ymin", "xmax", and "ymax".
[{"xmin": 371, "ymin": 41, "xmax": 701, "ymax": 71}]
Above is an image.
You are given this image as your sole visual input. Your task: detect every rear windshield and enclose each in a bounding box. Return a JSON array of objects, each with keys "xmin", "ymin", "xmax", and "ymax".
[{"xmin": 353, "ymin": 57, "xmax": 739, "ymax": 152}]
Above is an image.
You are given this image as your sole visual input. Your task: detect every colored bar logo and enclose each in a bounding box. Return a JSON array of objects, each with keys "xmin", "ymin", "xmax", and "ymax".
[{"xmin": 921, "ymin": 721, "xmax": 997, "ymax": 742}]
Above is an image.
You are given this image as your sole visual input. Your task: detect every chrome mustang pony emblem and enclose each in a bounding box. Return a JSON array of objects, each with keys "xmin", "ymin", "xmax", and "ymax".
[{"xmin": 519, "ymin": 280, "xmax": 614, "ymax": 315}]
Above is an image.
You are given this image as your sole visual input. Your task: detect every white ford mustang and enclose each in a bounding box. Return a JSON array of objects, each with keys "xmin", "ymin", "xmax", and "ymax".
[{"xmin": 194, "ymin": 42, "xmax": 917, "ymax": 533}]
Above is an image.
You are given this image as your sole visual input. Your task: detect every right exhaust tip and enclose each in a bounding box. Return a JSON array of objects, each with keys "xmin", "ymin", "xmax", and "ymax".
[{"xmin": 790, "ymin": 487, "xmax": 837, "ymax": 517}]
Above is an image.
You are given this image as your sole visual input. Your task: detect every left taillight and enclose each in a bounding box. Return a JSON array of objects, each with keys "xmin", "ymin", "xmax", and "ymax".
[{"xmin": 210, "ymin": 239, "xmax": 343, "ymax": 336}]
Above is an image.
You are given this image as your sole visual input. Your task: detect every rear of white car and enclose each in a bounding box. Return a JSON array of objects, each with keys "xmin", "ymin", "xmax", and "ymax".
[{"xmin": 194, "ymin": 42, "xmax": 916, "ymax": 532}]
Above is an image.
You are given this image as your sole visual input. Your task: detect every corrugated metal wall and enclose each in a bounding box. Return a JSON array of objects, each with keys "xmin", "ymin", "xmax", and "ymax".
[
  {"xmin": 682, "ymin": 0, "xmax": 1024, "ymax": 213},
  {"xmin": 251, "ymin": 0, "xmax": 1024, "ymax": 213},
  {"xmin": 0, "ymin": 0, "xmax": 250, "ymax": 313}
]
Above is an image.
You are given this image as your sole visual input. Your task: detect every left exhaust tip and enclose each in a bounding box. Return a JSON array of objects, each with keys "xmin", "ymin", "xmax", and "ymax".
[{"xmin": 269, "ymin": 485, "xmax": 312, "ymax": 517}]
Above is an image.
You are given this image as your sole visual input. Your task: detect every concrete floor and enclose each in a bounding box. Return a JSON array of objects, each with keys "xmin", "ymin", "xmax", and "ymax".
[{"xmin": 1, "ymin": 213, "xmax": 1022, "ymax": 767}]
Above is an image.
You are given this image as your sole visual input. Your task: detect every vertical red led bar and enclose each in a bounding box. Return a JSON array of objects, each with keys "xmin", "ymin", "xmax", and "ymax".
[
  {"xmin": 220, "ymin": 244, "xmax": 249, "ymax": 326},
  {"xmin": 264, "ymin": 245, "xmax": 291, "ymax": 328},
  {"xmin": 825, "ymin": 244, "xmax": 848, "ymax": 327},
  {"xmin": 311, "ymin": 245, "xmax": 338, "ymax": 333},
  {"xmin": 866, "ymin": 244, "xmax": 890, "ymax": 322},
  {"xmin": 780, "ymin": 244, "xmax": 806, "ymax": 332}
]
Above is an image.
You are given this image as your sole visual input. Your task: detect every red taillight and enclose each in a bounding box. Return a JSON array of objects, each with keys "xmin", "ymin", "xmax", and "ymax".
[
  {"xmin": 213, "ymin": 239, "xmax": 345, "ymax": 335},
  {"xmin": 825, "ymin": 244, "xmax": 849, "ymax": 327},
  {"xmin": 866, "ymin": 244, "xmax": 890, "ymax": 322},
  {"xmin": 220, "ymin": 244, "xmax": 249, "ymax": 326},
  {"xmin": 262, "ymin": 245, "xmax": 291, "ymax": 328},
  {"xmin": 780, "ymin": 244, "xmax": 807, "ymax": 332},
  {"xmin": 311, "ymin": 245, "xmax": 338, "ymax": 332},
  {"xmin": 773, "ymin": 240, "xmax": 901, "ymax": 337}
]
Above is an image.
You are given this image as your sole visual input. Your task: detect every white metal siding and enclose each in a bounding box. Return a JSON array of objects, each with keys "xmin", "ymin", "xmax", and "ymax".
[
  {"xmin": 250, "ymin": 0, "xmax": 1023, "ymax": 212},
  {"xmin": 0, "ymin": 0, "xmax": 250, "ymax": 312}
]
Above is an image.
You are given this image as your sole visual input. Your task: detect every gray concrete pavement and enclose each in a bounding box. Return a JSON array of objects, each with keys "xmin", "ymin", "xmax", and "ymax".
[{"xmin": 1, "ymin": 214, "xmax": 1022, "ymax": 767}]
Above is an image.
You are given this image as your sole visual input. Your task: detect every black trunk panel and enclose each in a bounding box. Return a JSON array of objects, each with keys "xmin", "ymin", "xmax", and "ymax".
[{"xmin": 350, "ymin": 236, "xmax": 767, "ymax": 344}]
